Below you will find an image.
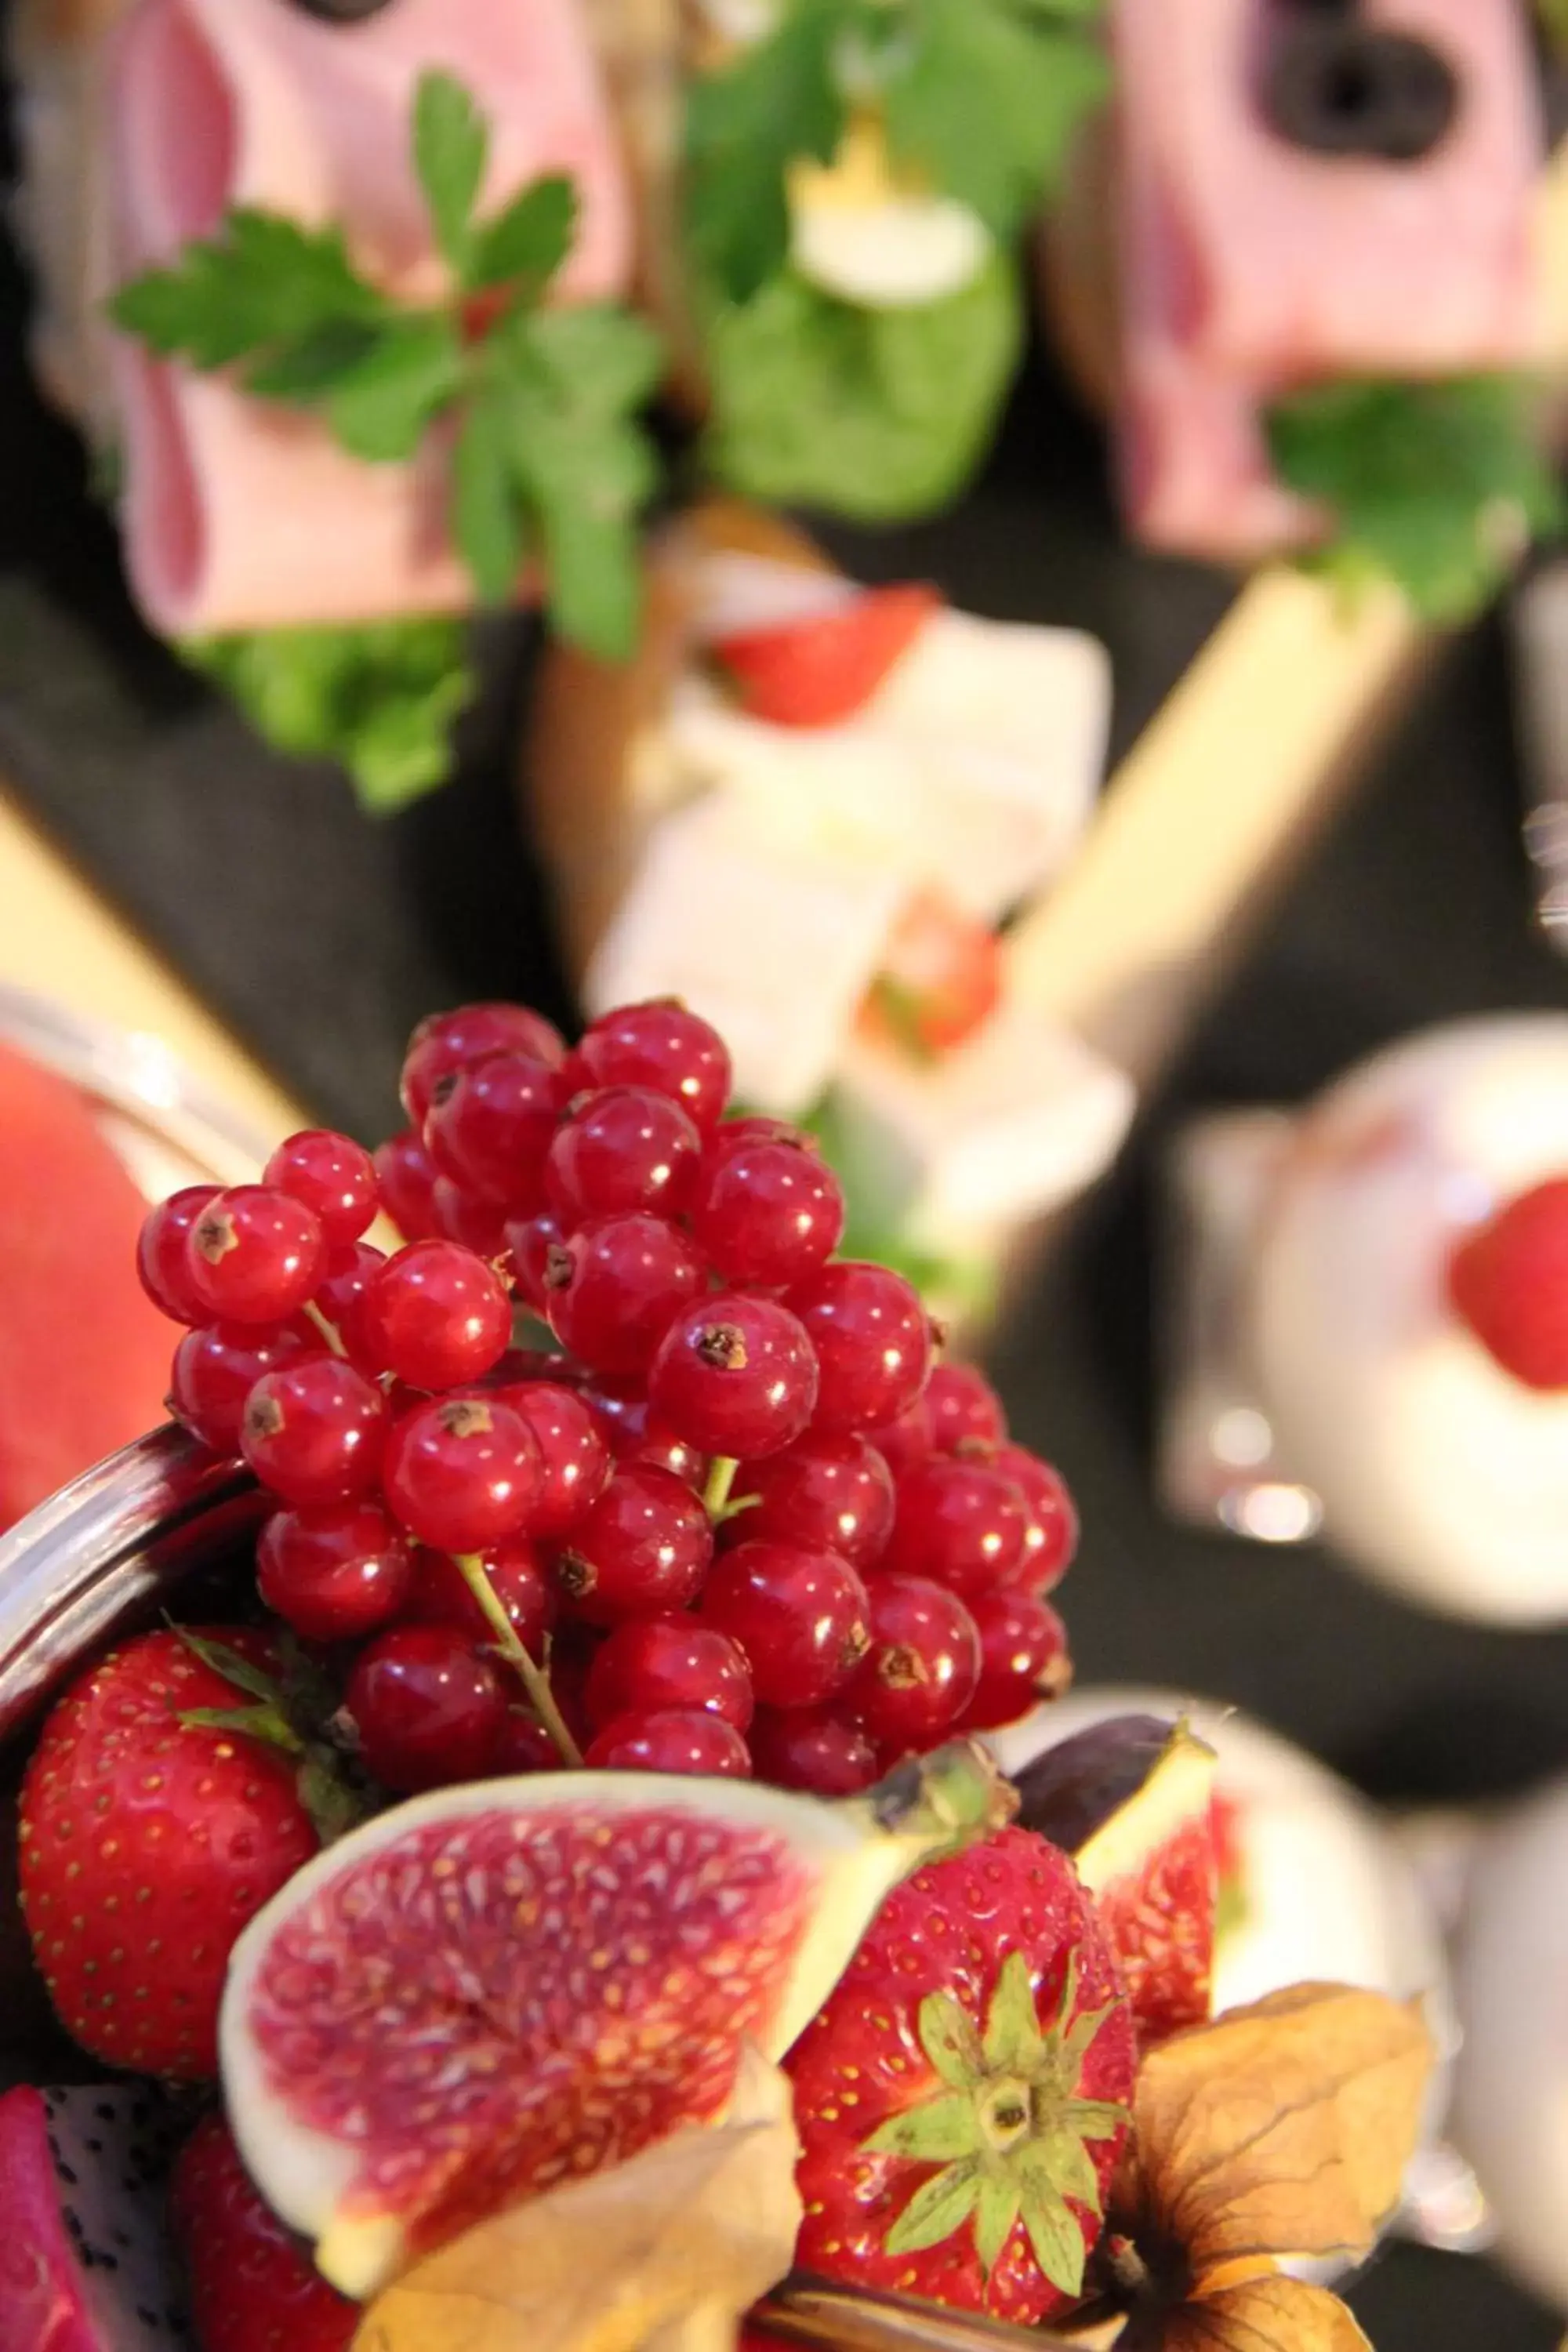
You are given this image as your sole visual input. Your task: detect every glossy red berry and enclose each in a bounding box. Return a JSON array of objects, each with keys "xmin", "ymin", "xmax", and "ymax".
[
  {"xmin": 373, "ymin": 1129, "xmax": 442, "ymax": 1241},
  {"xmin": 583, "ymin": 1381, "xmax": 706, "ymax": 1488},
  {"xmin": 256, "ymin": 1501, "xmax": 413, "ymax": 1642},
  {"xmin": 565, "ymin": 1001, "xmax": 731, "ymax": 1132},
  {"xmin": 403, "ymin": 1539, "xmax": 556, "ymax": 1655},
  {"xmin": 263, "ymin": 1130, "xmax": 378, "ymax": 1247},
  {"xmin": 544, "ymin": 1087, "xmax": 702, "ymax": 1225},
  {"xmin": 431, "ymin": 1177, "xmax": 510, "ymax": 1258},
  {"xmin": 993, "ymin": 1445, "xmax": 1079, "ymax": 1593},
  {"xmin": 184, "ymin": 1185, "xmax": 327, "ymax": 1326},
  {"xmin": 925, "ymin": 1362, "xmax": 1007, "ymax": 1454},
  {"xmin": 240, "ymin": 1357, "xmax": 387, "ymax": 1507},
  {"xmin": 169, "ymin": 1321, "xmax": 315, "ymax": 1452},
  {"xmin": 350, "ymin": 1240, "xmax": 511, "ymax": 1390},
  {"xmin": 382, "ymin": 1395, "xmax": 541, "ymax": 1552},
  {"xmin": 137, "ymin": 1186, "xmax": 220, "ymax": 1323},
  {"xmin": 699, "ymin": 1541, "xmax": 870, "ymax": 1708},
  {"xmin": 345, "ymin": 1624, "xmax": 508, "ymax": 1793},
  {"xmin": 705, "ymin": 1116, "xmax": 807, "ymax": 1163},
  {"xmin": 648, "ymin": 1294, "xmax": 819, "ymax": 1458},
  {"xmin": 956, "ymin": 1591, "xmax": 1070, "ymax": 1731},
  {"xmin": 424, "ymin": 1051, "xmax": 566, "ymax": 1207},
  {"xmin": 541, "ymin": 1214, "xmax": 705, "ymax": 1374},
  {"xmin": 584, "ymin": 1709, "xmax": 751, "ymax": 1777},
  {"xmin": 401, "ymin": 1002, "xmax": 566, "ymax": 1127},
  {"xmin": 314, "ymin": 1243, "xmax": 387, "ymax": 1340},
  {"xmin": 883, "ymin": 1457, "xmax": 1028, "ymax": 1594},
  {"xmin": 865, "ymin": 1395, "xmax": 935, "ymax": 1478},
  {"xmin": 499, "ymin": 1382, "xmax": 611, "ymax": 1537},
  {"xmin": 554, "ymin": 1465, "xmax": 713, "ymax": 1626},
  {"xmin": 691, "ymin": 1140, "xmax": 844, "ymax": 1289},
  {"xmin": 787, "ymin": 1261, "xmax": 933, "ymax": 1434},
  {"xmin": 507, "ymin": 1209, "xmax": 567, "ymax": 1309},
  {"xmin": 749, "ymin": 1708, "xmax": 879, "ymax": 1795},
  {"xmin": 586, "ymin": 1619, "xmax": 754, "ymax": 1733},
  {"xmin": 492, "ymin": 1711, "xmax": 565, "ymax": 1772},
  {"xmin": 730, "ymin": 1433, "xmax": 895, "ymax": 1570},
  {"xmin": 843, "ymin": 1575, "xmax": 981, "ymax": 1751}
]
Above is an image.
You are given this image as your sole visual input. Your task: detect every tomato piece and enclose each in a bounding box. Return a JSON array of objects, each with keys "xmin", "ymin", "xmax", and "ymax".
[{"xmin": 712, "ymin": 582, "xmax": 940, "ymax": 728}]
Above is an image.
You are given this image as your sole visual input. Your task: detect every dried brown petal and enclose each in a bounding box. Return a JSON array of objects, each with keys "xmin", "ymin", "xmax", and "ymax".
[{"xmin": 1158, "ymin": 2271, "xmax": 1372, "ymax": 2352}]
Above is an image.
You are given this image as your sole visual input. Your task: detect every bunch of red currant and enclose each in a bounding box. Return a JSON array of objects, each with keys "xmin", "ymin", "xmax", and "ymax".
[{"xmin": 137, "ymin": 999, "xmax": 1076, "ymax": 1797}]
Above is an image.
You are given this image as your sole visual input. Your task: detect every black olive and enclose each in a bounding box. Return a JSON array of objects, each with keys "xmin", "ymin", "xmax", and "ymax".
[
  {"xmin": 1262, "ymin": 24, "xmax": 1461, "ymax": 164},
  {"xmin": 288, "ymin": 0, "xmax": 397, "ymax": 20}
]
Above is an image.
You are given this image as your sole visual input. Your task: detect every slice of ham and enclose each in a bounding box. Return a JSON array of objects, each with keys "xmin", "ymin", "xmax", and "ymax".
[
  {"xmin": 107, "ymin": 0, "xmax": 633, "ymax": 637},
  {"xmin": 1115, "ymin": 0, "xmax": 1544, "ymax": 558}
]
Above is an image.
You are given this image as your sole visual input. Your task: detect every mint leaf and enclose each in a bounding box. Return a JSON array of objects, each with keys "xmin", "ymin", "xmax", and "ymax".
[
  {"xmin": 452, "ymin": 393, "xmax": 528, "ymax": 606},
  {"xmin": 326, "ymin": 314, "xmax": 464, "ymax": 460},
  {"xmin": 1265, "ymin": 376, "xmax": 1564, "ymax": 624},
  {"xmin": 684, "ymin": 0, "xmax": 844, "ymax": 305},
  {"xmin": 519, "ymin": 304, "xmax": 667, "ymax": 418},
  {"xmin": 705, "ymin": 253, "xmax": 1022, "ymax": 519},
  {"xmin": 110, "ymin": 212, "xmax": 385, "ymax": 368},
  {"xmin": 413, "ymin": 70, "xmax": 489, "ymax": 274},
  {"xmin": 469, "ymin": 175, "xmax": 579, "ymax": 293}
]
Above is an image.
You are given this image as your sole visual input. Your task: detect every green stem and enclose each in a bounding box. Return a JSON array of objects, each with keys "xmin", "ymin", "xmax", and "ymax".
[
  {"xmin": 450, "ymin": 1553, "xmax": 583, "ymax": 1768},
  {"xmin": 303, "ymin": 1301, "xmax": 347, "ymax": 1359},
  {"xmin": 702, "ymin": 1454, "xmax": 741, "ymax": 1519}
]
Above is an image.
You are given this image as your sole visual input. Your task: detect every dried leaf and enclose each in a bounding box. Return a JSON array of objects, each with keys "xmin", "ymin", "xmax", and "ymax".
[
  {"xmin": 1132, "ymin": 1984, "xmax": 1434, "ymax": 2271},
  {"xmin": 1163, "ymin": 2271, "xmax": 1373, "ymax": 2352},
  {"xmin": 353, "ymin": 2045, "xmax": 801, "ymax": 2352}
]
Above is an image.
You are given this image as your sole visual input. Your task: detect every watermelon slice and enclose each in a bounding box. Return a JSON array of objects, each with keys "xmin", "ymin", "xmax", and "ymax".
[{"xmin": 0, "ymin": 1042, "xmax": 175, "ymax": 1530}]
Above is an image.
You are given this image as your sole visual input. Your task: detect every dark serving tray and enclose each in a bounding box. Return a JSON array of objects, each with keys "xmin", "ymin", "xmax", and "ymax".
[{"xmin": 0, "ymin": 88, "xmax": 1563, "ymax": 2349}]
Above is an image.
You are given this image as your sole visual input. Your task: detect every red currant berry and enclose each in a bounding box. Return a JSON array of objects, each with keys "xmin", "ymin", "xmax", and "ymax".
[
  {"xmin": 544, "ymin": 1087, "xmax": 702, "ymax": 1225},
  {"xmin": 185, "ymin": 1185, "xmax": 327, "ymax": 1327},
  {"xmin": 691, "ymin": 1141, "xmax": 844, "ymax": 1290},
  {"xmin": 554, "ymin": 1465, "xmax": 712, "ymax": 1626},
  {"xmin": 541, "ymin": 1214, "xmax": 705, "ymax": 1375},
  {"xmin": 699, "ymin": 1541, "xmax": 869, "ymax": 1708},
  {"xmin": 925, "ymin": 1362, "xmax": 1007, "ymax": 1454},
  {"xmin": 728, "ymin": 1433, "xmax": 894, "ymax": 1570},
  {"xmin": 492, "ymin": 1711, "xmax": 565, "ymax": 1772},
  {"xmin": 137, "ymin": 1187, "xmax": 220, "ymax": 1323},
  {"xmin": 843, "ymin": 1575, "xmax": 981, "ymax": 1752},
  {"xmin": 345, "ymin": 1624, "xmax": 508, "ymax": 1793},
  {"xmin": 350, "ymin": 1240, "xmax": 510, "ymax": 1390},
  {"xmin": 586, "ymin": 1620, "xmax": 754, "ymax": 1733},
  {"xmin": 565, "ymin": 1001, "xmax": 731, "ymax": 1131},
  {"xmin": 431, "ymin": 1176, "xmax": 510, "ymax": 1258},
  {"xmin": 955, "ymin": 1592, "xmax": 1070, "ymax": 1731},
  {"xmin": 401, "ymin": 1002, "xmax": 566, "ymax": 1127},
  {"xmin": 314, "ymin": 1243, "xmax": 387, "ymax": 1341},
  {"xmin": 240, "ymin": 1357, "xmax": 387, "ymax": 1507},
  {"xmin": 383, "ymin": 1395, "xmax": 541, "ymax": 1552},
  {"xmin": 506, "ymin": 1210, "xmax": 565, "ymax": 1312},
  {"xmin": 579, "ymin": 1381, "xmax": 700, "ymax": 1483},
  {"xmin": 424, "ymin": 1051, "xmax": 566, "ymax": 1207},
  {"xmin": 883, "ymin": 1457, "xmax": 1028, "ymax": 1594},
  {"xmin": 169, "ymin": 1322, "xmax": 315, "ymax": 1452},
  {"xmin": 993, "ymin": 1445, "xmax": 1079, "ymax": 1593},
  {"xmin": 545, "ymin": 1632, "xmax": 596, "ymax": 1749},
  {"xmin": 256, "ymin": 1501, "xmax": 413, "ymax": 1642},
  {"xmin": 705, "ymin": 1116, "xmax": 806, "ymax": 1164},
  {"xmin": 648, "ymin": 1294, "xmax": 818, "ymax": 1458},
  {"xmin": 373, "ymin": 1129, "xmax": 443, "ymax": 1241},
  {"xmin": 499, "ymin": 1383, "xmax": 610, "ymax": 1537},
  {"xmin": 787, "ymin": 1261, "xmax": 933, "ymax": 1434},
  {"xmin": 263, "ymin": 1130, "xmax": 377, "ymax": 1247},
  {"xmin": 865, "ymin": 1395, "xmax": 935, "ymax": 1478},
  {"xmin": 584, "ymin": 1709, "xmax": 751, "ymax": 1777},
  {"xmin": 749, "ymin": 1707, "xmax": 878, "ymax": 1795},
  {"xmin": 403, "ymin": 1539, "xmax": 557, "ymax": 1654}
]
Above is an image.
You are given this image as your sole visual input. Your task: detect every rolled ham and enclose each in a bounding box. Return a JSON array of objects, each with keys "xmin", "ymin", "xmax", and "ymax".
[
  {"xmin": 1115, "ymin": 0, "xmax": 1545, "ymax": 559},
  {"xmin": 106, "ymin": 0, "xmax": 633, "ymax": 637}
]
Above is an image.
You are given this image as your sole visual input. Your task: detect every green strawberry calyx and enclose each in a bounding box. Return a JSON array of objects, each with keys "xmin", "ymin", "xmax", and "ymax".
[{"xmin": 863, "ymin": 1949, "xmax": 1128, "ymax": 2299}]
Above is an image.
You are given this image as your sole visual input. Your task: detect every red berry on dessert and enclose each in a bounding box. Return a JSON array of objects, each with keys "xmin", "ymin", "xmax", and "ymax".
[{"xmin": 1447, "ymin": 1175, "xmax": 1568, "ymax": 1392}]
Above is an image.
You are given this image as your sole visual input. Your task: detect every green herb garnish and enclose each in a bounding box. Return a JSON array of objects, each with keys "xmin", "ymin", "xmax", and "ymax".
[
  {"xmin": 1265, "ymin": 376, "xmax": 1565, "ymax": 626},
  {"xmin": 111, "ymin": 72, "xmax": 665, "ymax": 662}
]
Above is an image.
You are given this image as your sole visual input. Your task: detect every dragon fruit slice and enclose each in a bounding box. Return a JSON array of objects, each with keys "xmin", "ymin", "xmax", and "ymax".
[
  {"xmin": 221, "ymin": 1744, "xmax": 1013, "ymax": 2299},
  {"xmin": 0, "ymin": 2082, "xmax": 193, "ymax": 2350}
]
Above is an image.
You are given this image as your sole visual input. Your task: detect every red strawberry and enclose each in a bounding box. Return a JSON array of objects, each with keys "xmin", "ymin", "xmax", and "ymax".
[
  {"xmin": 1447, "ymin": 1177, "xmax": 1568, "ymax": 1390},
  {"xmin": 713, "ymin": 583, "xmax": 940, "ymax": 728},
  {"xmin": 858, "ymin": 891, "xmax": 1004, "ymax": 1060},
  {"xmin": 172, "ymin": 2111, "xmax": 358, "ymax": 2352},
  {"xmin": 18, "ymin": 1628, "xmax": 323, "ymax": 2079},
  {"xmin": 786, "ymin": 1826, "xmax": 1135, "ymax": 2323}
]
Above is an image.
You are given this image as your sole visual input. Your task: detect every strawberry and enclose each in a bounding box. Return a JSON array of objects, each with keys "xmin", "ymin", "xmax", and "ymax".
[
  {"xmin": 857, "ymin": 890, "xmax": 1004, "ymax": 1060},
  {"xmin": 786, "ymin": 1826, "xmax": 1135, "ymax": 2323},
  {"xmin": 713, "ymin": 583, "xmax": 939, "ymax": 728},
  {"xmin": 1446, "ymin": 1176, "xmax": 1568, "ymax": 1390},
  {"xmin": 18, "ymin": 1628, "xmax": 325, "ymax": 2079},
  {"xmin": 172, "ymin": 2111, "xmax": 358, "ymax": 2352}
]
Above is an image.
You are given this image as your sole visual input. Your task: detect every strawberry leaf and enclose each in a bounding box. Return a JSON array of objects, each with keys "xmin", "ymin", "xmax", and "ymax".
[
  {"xmin": 983, "ymin": 1951, "xmax": 1047, "ymax": 2073},
  {"xmin": 974, "ymin": 2176, "xmax": 1022, "ymax": 2277},
  {"xmin": 864, "ymin": 2092, "xmax": 982, "ymax": 2163},
  {"xmin": 172, "ymin": 1626, "xmax": 281, "ymax": 1705},
  {"xmin": 1019, "ymin": 2189, "xmax": 1087, "ymax": 2299},
  {"xmin": 917, "ymin": 1991, "xmax": 988, "ymax": 2089},
  {"xmin": 883, "ymin": 2156, "xmax": 984, "ymax": 2256}
]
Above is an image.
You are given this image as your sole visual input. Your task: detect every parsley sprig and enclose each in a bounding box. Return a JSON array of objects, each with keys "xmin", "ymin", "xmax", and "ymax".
[
  {"xmin": 111, "ymin": 72, "xmax": 664, "ymax": 662},
  {"xmin": 685, "ymin": 0, "xmax": 1107, "ymax": 309}
]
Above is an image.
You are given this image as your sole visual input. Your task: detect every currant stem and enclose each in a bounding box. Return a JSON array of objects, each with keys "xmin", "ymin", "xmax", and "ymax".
[
  {"xmin": 449, "ymin": 1552, "xmax": 583, "ymax": 1768},
  {"xmin": 703, "ymin": 1454, "xmax": 741, "ymax": 1519},
  {"xmin": 303, "ymin": 1301, "xmax": 348, "ymax": 1359}
]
